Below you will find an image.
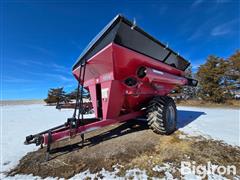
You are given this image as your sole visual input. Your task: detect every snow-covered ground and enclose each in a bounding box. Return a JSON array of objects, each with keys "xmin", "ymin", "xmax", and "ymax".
[
  {"xmin": 0, "ymin": 104, "xmax": 239, "ymax": 179},
  {"xmin": 177, "ymin": 106, "xmax": 240, "ymax": 146},
  {"xmin": 1, "ymin": 104, "xmax": 73, "ymax": 174}
]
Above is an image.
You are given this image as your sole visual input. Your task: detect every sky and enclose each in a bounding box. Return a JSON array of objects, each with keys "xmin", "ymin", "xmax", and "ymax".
[{"xmin": 1, "ymin": 0, "xmax": 239, "ymax": 100}]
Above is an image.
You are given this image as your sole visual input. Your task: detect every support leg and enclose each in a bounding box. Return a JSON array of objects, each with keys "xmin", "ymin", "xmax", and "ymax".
[
  {"xmin": 81, "ymin": 134, "xmax": 84, "ymax": 147},
  {"xmin": 46, "ymin": 131, "xmax": 52, "ymax": 161}
]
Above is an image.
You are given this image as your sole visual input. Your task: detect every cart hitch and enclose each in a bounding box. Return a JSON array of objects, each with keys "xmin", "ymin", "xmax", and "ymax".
[
  {"xmin": 24, "ymin": 135, "xmax": 43, "ymax": 146},
  {"xmin": 24, "ymin": 123, "xmax": 66, "ymax": 145}
]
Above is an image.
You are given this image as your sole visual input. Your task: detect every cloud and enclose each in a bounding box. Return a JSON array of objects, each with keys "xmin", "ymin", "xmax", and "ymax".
[
  {"xmin": 211, "ymin": 19, "xmax": 239, "ymax": 36},
  {"xmin": 27, "ymin": 71, "xmax": 74, "ymax": 82},
  {"xmin": 188, "ymin": 28, "xmax": 203, "ymax": 41},
  {"xmin": 15, "ymin": 59, "xmax": 70, "ymax": 73},
  {"xmin": 3, "ymin": 77, "xmax": 36, "ymax": 83},
  {"xmin": 191, "ymin": 0, "xmax": 204, "ymax": 8},
  {"xmin": 16, "ymin": 59, "xmax": 45, "ymax": 66},
  {"xmin": 187, "ymin": 19, "xmax": 212, "ymax": 41},
  {"xmin": 8, "ymin": 60, "xmax": 74, "ymax": 86},
  {"xmin": 192, "ymin": 0, "xmax": 230, "ymax": 7},
  {"xmin": 187, "ymin": 16, "xmax": 237, "ymax": 41},
  {"xmin": 216, "ymin": 0, "xmax": 230, "ymax": 3},
  {"xmin": 51, "ymin": 63, "xmax": 70, "ymax": 72},
  {"xmin": 3, "ymin": 68, "xmax": 74, "ymax": 84},
  {"xmin": 24, "ymin": 44, "xmax": 55, "ymax": 57},
  {"xmin": 57, "ymin": 75, "xmax": 74, "ymax": 82}
]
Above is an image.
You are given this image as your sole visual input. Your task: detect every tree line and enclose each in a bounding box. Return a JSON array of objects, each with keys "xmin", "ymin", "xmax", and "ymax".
[
  {"xmin": 44, "ymin": 87, "xmax": 89, "ymax": 105},
  {"xmin": 173, "ymin": 50, "xmax": 240, "ymax": 103},
  {"xmin": 45, "ymin": 50, "xmax": 239, "ymax": 105},
  {"xmin": 197, "ymin": 51, "xmax": 240, "ymax": 103}
]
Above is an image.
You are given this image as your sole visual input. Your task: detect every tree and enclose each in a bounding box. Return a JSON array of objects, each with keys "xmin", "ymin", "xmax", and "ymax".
[
  {"xmin": 196, "ymin": 56, "xmax": 227, "ymax": 103},
  {"xmin": 67, "ymin": 87, "xmax": 90, "ymax": 100},
  {"xmin": 223, "ymin": 51, "xmax": 240, "ymax": 97},
  {"xmin": 44, "ymin": 87, "xmax": 69, "ymax": 105},
  {"xmin": 67, "ymin": 88, "xmax": 78, "ymax": 100}
]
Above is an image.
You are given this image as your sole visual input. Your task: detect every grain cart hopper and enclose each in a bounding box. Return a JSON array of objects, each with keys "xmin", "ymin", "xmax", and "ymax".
[{"xmin": 25, "ymin": 15, "xmax": 197, "ymax": 158}]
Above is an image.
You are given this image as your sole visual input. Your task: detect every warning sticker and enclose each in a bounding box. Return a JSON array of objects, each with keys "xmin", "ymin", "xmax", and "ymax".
[{"xmin": 101, "ymin": 88, "xmax": 109, "ymax": 99}]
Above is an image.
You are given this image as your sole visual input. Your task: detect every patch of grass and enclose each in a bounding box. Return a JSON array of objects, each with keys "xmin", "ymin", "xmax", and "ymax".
[
  {"xmin": 177, "ymin": 99, "xmax": 240, "ymax": 108},
  {"xmin": 9, "ymin": 125, "xmax": 240, "ymax": 179},
  {"xmin": 122, "ymin": 134, "xmax": 192, "ymax": 177},
  {"xmin": 119, "ymin": 132, "xmax": 240, "ymax": 178}
]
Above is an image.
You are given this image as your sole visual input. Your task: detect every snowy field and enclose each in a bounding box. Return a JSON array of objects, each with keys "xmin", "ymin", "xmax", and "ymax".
[
  {"xmin": 177, "ymin": 106, "xmax": 240, "ymax": 146},
  {"xmin": 0, "ymin": 104, "xmax": 239, "ymax": 179}
]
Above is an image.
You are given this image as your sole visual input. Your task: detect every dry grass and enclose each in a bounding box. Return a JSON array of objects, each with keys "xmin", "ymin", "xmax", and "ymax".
[
  {"xmin": 121, "ymin": 133, "xmax": 240, "ymax": 178},
  {"xmin": 122, "ymin": 134, "xmax": 192, "ymax": 177},
  {"xmin": 8, "ymin": 123, "xmax": 240, "ymax": 179},
  {"xmin": 177, "ymin": 99, "xmax": 240, "ymax": 108},
  {"xmin": 0, "ymin": 99, "xmax": 44, "ymax": 106}
]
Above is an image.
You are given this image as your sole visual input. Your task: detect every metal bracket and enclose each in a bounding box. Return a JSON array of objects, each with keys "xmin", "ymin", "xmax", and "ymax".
[{"xmin": 45, "ymin": 130, "xmax": 52, "ymax": 161}]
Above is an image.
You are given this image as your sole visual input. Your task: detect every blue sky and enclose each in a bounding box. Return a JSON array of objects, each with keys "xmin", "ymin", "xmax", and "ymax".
[{"xmin": 1, "ymin": 0, "xmax": 239, "ymax": 100}]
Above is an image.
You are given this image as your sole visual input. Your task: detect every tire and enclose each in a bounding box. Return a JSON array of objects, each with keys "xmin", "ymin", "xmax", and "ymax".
[{"xmin": 147, "ymin": 96, "xmax": 177, "ymax": 135}]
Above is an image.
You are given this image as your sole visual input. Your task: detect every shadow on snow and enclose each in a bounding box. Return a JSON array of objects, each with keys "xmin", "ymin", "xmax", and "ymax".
[
  {"xmin": 177, "ymin": 110, "xmax": 206, "ymax": 129},
  {"xmin": 48, "ymin": 109, "xmax": 205, "ymax": 159}
]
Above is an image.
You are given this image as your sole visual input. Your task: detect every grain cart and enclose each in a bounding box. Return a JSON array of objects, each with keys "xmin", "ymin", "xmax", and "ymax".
[{"xmin": 25, "ymin": 15, "xmax": 197, "ymax": 158}]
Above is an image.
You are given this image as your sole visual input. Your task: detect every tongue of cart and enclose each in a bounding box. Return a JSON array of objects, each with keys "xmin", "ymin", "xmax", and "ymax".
[{"xmin": 24, "ymin": 14, "xmax": 197, "ymax": 160}]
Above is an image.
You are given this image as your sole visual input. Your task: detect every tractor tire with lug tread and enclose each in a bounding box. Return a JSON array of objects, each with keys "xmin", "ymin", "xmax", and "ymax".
[{"xmin": 147, "ymin": 96, "xmax": 177, "ymax": 135}]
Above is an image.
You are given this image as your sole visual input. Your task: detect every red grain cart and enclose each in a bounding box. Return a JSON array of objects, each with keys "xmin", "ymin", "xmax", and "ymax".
[{"xmin": 25, "ymin": 15, "xmax": 197, "ymax": 159}]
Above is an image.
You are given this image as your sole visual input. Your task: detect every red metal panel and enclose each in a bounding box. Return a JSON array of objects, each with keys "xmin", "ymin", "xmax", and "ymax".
[
  {"xmin": 72, "ymin": 42, "xmax": 188, "ymax": 120},
  {"xmin": 72, "ymin": 43, "xmax": 185, "ymax": 84},
  {"xmin": 101, "ymin": 80, "xmax": 125, "ymax": 119},
  {"xmin": 72, "ymin": 43, "xmax": 114, "ymax": 84},
  {"xmin": 112, "ymin": 43, "xmax": 185, "ymax": 80},
  {"xmin": 88, "ymin": 84, "xmax": 99, "ymax": 117}
]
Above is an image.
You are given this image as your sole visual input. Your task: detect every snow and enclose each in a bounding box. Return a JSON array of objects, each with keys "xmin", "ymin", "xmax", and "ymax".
[
  {"xmin": 177, "ymin": 106, "xmax": 240, "ymax": 146},
  {"xmin": 1, "ymin": 104, "xmax": 73, "ymax": 174},
  {"xmin": 0, "ymin": 104, "xmax": 96, "ymax": 179},
  {"xmin": 71, "ymin": 167, "xmax": 154, "ymax": 180},
  {"xmin": 0, "ymin": 104, "xmax": 239, "ymax": 179},
  {"xmin": 152, "ymin": 163, "xmax": 177, "ymax": 180}
]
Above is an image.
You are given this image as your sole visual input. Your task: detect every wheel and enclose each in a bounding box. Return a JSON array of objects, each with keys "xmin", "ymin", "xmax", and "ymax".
[{"xmin": 147, "ymin": 96, "xmax": 177, "ymax": 135}]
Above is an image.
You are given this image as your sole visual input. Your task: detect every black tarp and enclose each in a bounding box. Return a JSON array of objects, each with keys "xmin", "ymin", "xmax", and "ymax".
[{"xmin": 73, "ymin": 15, "xmax": 190, "ymax": 71}]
